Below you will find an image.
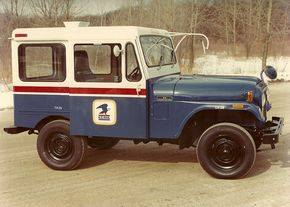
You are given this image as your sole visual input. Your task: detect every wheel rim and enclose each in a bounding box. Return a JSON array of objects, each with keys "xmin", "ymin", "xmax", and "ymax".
[
  {"xmin": 46, "ymin": 133, "xmax": 73, "ymax": 161},
  {"xmin": 209, "ymin": 136, "xmax": 244, "ymax": 170}
]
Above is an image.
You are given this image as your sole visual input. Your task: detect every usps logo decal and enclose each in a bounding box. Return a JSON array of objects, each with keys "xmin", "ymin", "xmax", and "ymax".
[{"xmin": 93, "ymin": 100, "xmax": 117, "ymax": 125}]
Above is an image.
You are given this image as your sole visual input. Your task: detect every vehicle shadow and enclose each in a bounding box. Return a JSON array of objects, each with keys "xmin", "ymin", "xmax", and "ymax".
[
  {"xmin": 246, "ymin": 153, "xmax": 272, "ymax": 178},
  {"xmin": 246, "ymin": 132, "xmax": 290, "ymax": 178},
  {"xmin": 80, "ymin": 143, "xmax": 198, "ymax": 169},
  {"xmin": 264, "ymin": 132, "xmax": 290, "ymax": 168},
  {"xmin": 78, "ymin": 139, "xmax": 290, "ymax": 178}
]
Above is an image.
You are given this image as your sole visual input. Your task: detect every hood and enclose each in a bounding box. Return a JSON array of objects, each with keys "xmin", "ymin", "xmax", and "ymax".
[{"xmin": 152, "ymin": 74, "xmax": 265, "ymax": 103}]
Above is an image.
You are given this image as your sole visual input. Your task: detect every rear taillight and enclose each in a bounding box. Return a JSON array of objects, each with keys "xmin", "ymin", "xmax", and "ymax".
[{"xmin": 15, "ymin": 33, "xmax": 27, "ymax": 38}]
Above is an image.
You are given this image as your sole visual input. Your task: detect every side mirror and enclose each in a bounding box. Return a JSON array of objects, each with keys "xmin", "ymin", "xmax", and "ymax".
[
  {"xmin": 264, "ymin": 66, "xmax": 277, "ymax": 80},
  {"xmin": 113, "ymin": 45, "xmax": 122, "ymax": 57}
]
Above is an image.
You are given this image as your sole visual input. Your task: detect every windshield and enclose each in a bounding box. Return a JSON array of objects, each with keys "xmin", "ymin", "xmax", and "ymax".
[{"xmin": 140, "ymin": 35, "xmax": 176, "ymax": 68}]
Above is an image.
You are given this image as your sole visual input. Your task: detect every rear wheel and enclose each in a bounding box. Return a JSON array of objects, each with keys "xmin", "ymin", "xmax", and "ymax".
[
  {"xmin": 197, "ymin": 123, "xmax": 256, "ymax": 179},
  {"xmin": 37, "ymin": 120, "xmax": 87, "ymax": 170},
  {"xmin": 88, "ymin": 138, "xmax": 119, "ymax": 150}
]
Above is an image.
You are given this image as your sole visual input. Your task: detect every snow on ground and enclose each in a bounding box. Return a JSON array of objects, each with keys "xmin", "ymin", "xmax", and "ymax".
[{"xmin": 194, "ymin": 55, "xmax": 290, "ymax": 80}]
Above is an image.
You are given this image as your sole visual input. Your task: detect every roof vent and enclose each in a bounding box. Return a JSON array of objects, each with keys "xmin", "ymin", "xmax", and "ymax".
[{"xmin": 63, "ymin": 21, "xmax": 90, "ymax": 28}]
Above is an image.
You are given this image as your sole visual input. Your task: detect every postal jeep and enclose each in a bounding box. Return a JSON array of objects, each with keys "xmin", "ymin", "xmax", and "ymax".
[{"xmin": 4, "ymin": 22, "xmax": 283, "ymax": 179}]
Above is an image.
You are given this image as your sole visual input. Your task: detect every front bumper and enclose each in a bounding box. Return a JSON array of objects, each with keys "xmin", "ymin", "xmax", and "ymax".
[{"xmin": 261, "ymin": 117, "xmax": 284, "ymax": 148}]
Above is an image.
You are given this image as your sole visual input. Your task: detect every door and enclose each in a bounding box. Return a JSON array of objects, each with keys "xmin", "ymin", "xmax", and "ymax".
[{"xmin": 69, "ymin": 42, "xmax": 147, "ymax": 139}]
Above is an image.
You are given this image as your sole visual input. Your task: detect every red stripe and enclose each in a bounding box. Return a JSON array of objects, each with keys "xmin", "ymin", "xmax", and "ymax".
[
  {"xmin": 15, "ymin": 33, "xmax": 27, "ymax": 38},
  {"xmin": 14, "ymin": 86, "xmax": 146, "ymax": 96},
  {"xmin": 14, "ymin": 86, "xmax": 69, "ymax": 93}
]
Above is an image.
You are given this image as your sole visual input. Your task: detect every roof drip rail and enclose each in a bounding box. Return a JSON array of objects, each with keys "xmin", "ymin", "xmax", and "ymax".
[{"xmin": 169, "ymin": 32, "xmax": 209, "ymax": 54}]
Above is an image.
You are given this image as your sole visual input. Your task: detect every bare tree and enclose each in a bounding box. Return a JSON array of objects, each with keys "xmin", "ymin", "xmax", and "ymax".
[
  {"xmin": 280, "ymin": 1, "xmax": 290, "ymax": 55},
  {"xmin": 187, "ymin": 0, "xmax": 209, "ymax": 71},
  {"xmin": 63, "ymin": 0, "xmax": 82, "ymax": 21},
  {"xmin": 1, "ymin": 0, "xmax": 27, "ymax": 27},
  {"xmin": 188, "ymin": 0, "xmax": 199, "ymax": 71},
  {"xmin": 92, "ymin": 0, "xmax": 111, "ymax": 26},
  {"xmin": 239, "ymin": 0, "xmax": 258, "ymax": 58},
  {"xmin": 29, "ymin": 0, "xmax": 81, "ymax": 26},
  {"xmin": 136, "ymin": 0, "xmax": 145, "ymax": 26},
  {"xmin": 232, "ymin": 0, "xmax": 237, "ymax": 55},
  {"xmin": 261, "ymin": 0, "xmax": 273, "ymax": 70},
  {"xmin": 223, "ymin": 0, "xmax": 230, "ymax": 54},
  {"xmin": 0, "ymin": 0, "xmax": 27, "ymax": 82}
]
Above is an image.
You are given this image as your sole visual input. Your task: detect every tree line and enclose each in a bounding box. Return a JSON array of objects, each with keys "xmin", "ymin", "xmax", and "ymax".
[{"xmin": 0, "ymin": 0, "xmax": 289, "ymax": 81}]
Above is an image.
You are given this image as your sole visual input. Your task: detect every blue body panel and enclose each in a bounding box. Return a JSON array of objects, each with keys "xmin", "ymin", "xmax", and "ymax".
[
  {"xmin": 70, "ymin": 96, "xmax": 147, "ymax": 138},
  {"xmin": 149, "ymin": 74, "xmax": 266, "ymax": 139},
  {"xmin": 14, "ymin": 94, "xmax": 147, "ymax": 138},
  {"xmin": 150, "ymin": 100, "xmax": 264, "ymax": 139},
  {"xmin": 14, "ymin": 94, "xmax": 70, "ymax": 128}
]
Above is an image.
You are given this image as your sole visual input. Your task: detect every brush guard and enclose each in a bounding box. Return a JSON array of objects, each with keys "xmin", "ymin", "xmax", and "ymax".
[{"xmin": 261, "ymin": 117, "xmax": 284, "ymax": 149}]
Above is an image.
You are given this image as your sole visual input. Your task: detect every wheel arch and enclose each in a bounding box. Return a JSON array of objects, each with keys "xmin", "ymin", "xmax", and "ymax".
[
  {"xmin": 34, "ymin": 115, "xmax": 70, "ymax": 131},
  {"xmin": 177, "ymin": 107, "xmax": 263, "ymax": 149}
]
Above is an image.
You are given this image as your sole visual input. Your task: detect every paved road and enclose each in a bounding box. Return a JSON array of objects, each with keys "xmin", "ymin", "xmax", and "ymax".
[{"xmin": 0, "ymin": 83, "xmax": 290, "ymax": 207}]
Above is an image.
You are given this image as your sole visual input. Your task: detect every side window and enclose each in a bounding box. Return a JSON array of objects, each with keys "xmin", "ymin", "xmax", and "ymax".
[
  {"xmin": 18, "ymin": 44, "xmax": 66, "ymax": 82},
  {"xmin": 126, "ymin": 43, "xmax": 141, "ymax": 82},
  {"xmin": 74, "ymin": 44, "xmax": 121, "ymax": 82}
]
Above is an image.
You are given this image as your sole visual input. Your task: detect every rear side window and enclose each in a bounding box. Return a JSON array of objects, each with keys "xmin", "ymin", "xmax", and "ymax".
[
  {"xmin": 74, "ymin": 44, "xmax": 121, "ymax": 82},
  {"xmin": 18, "ymin": 44, "xmax": 66, "ymax": 82}
]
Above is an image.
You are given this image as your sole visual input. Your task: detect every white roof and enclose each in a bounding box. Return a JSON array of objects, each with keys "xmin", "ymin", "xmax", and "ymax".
[{"xmin": 12, "ymin": 21, "xmax": 169, "ymax": 42}]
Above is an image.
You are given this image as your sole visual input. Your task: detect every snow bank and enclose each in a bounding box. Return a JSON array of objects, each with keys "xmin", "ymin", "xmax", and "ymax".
[
  {"xmin": 0, "ymin": 82, "xmax": 13, "ymax": 110},
  {"xmin": 0, "ymin": 83, "xmax": 10, "ymax": 93},
  {"xmin": 0, "ymin": 91, "xmax": 13, "ymax": 110},
  {"xmin": 194, "ymin": 55, "xmax": 290, "ymax": 80}
]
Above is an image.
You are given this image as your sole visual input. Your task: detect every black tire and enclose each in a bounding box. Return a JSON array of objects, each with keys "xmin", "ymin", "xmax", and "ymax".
[
  {"xmin": 254, "ymin": 138, "xmax": 262, "ymax": 150},
  {"xmin": 87, "ymin": 138, "xmax": 119, "ymax": 150},
  {"xmin": 249, "ymin": 132, "xmax": 263, "ymax": 150},
  {"xmin": 37, "ymin": 120, "xmax": 87, "ymax": 170},
  {"xmin": 197, "ymin": 123, "xmax": 256, "ymax": 179}
]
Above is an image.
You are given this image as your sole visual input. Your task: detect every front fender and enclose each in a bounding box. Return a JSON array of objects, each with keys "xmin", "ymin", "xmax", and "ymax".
[{"xmin": 175, "ymin": 101, "xmax": 265, "ymax": 138}]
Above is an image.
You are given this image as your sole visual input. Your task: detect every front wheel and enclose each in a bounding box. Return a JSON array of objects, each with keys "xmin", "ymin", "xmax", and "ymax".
[
  {"xmin": 197, "ymin": 123, "xmax": 256, "ymax": 179},
  {"xmin": 37, "ymin": 120, "xmax": 87, "ymax": 170},
  {"xmin": 254, "ymin": 138, "xmax": 262, "ymax": 150}
]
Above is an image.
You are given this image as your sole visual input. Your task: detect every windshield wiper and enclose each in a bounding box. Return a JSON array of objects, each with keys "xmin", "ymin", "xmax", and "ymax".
[
  {"xmin": 145, "ymin": 38, "xmax": 175, "ymax": 69},
  {"xmin": 158, "ymin": 55, "xmax": 164, "ymax": 70}
]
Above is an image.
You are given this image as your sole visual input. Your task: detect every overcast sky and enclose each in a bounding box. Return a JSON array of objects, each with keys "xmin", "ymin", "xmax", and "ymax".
[
  {"xmin": 77, "ymin": 0, "xmax": 130, "ymax": 15},
  {"xmin": 0, "ymin": 0, "xmax": 132, "ymax": 16}
]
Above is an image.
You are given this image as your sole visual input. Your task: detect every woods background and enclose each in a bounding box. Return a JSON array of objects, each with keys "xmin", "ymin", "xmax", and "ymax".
[{"xmin": 0, "ymin": 0, "xmax": 290, "ymax": 82}]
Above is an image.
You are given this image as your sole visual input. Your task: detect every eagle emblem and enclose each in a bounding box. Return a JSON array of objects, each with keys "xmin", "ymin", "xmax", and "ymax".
[{"xmin": 97, "ymin": 104, "xmax": 110, "ymax": 115}]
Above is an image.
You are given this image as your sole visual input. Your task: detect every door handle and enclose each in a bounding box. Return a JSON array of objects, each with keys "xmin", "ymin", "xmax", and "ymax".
[{"xmin": 136, "ymin": 85, "xmax": 141, "ymax": 96}]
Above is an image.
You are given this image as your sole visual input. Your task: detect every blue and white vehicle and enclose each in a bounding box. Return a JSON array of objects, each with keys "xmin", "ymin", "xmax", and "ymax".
[{"xmin": 4, "ymin": 22, "xmax": 283, "ymax": 179}]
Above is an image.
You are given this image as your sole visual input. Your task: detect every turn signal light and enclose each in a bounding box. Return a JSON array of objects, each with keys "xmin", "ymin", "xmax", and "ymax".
[
  {"xmin": 247, "ymin": 91, "xmax": 254, "ymax": 103},
  {"xmin": 233, "ymin": 103, "xmax": 244, "ymax": 110}
]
